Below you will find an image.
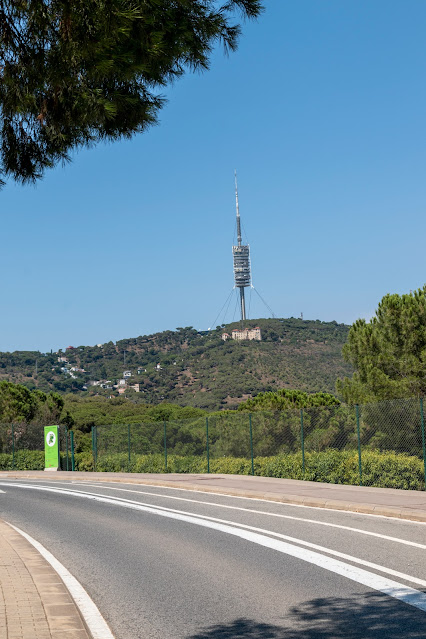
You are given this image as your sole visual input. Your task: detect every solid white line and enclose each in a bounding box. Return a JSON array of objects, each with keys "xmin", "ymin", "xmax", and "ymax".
[
  {"xmin": 16, "ymin": 477, "xmax": 426, "ymax": 526},
  {"xmin": 67, "ymin": 482, "xmax": 426, "ymax": 551},
  {"xmin": 66, "ymin": 486, "xmax": 426, "ymax": 589},
  {"xmin": 6, "ymin": 481, "xmax": 426, "ymax": 584},
  {"xmin": 70, "ymin": 478, "xmax": 426, "ymax": 525},
  {"xmin": 6, "ymin": 482, "xmax": 426, "ymax": 613},
  {"xmin": 44, "ymin": 485, "xmax": 426, "ymax": 589},
  {"xmin": 8, "ymin": 522, "xmax": 115, "ymax": 639}
]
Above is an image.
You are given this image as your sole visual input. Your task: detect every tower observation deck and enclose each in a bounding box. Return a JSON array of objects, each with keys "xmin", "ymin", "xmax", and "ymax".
[{"xmin": 232, "ymin": 172, "xmax": 251, "ymax": 321}]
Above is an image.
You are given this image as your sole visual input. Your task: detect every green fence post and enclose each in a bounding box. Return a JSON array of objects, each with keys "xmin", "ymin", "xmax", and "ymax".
[
  {"xmin": 300, "ymin": 409, "xmax": 305, "ymax": 474},
  {"xmin": 249, "ymin": 414, "xmax": 254, "ymax": 476},
  {"xmin": 91, "ymin": 426, "xmax": 95, "ymax": 471},
  {"xmin": 70, "ymin": 430, "xmax": 75, "ymax": 472},
  {"xmin": 127, "ymin": 424, "xmax": 131, "ymax": 472},
  {"xmin": 65, "ymin": 427, "xmax": 69, "ymax": 471},
  {"xmin": 95, "ymin": 426, "xmax": 98, "ymax": 471},
  {"xmin": 420, "ymin": 399, "xmax": 426, "ymax": 492},
  {"xmin": 163, "ymin": 421, "xmax": 168, "ymax": 472},
  {"xmin": 356, "ymin": 404, "xmax": 362, "ymax": 486},
  {"xmin": 11, "ymin": 423, "xmax": 15, "ymax": 470},
  {"xmin": 206, "ymin": 417, "xmax": 210, "ymax": 473}
]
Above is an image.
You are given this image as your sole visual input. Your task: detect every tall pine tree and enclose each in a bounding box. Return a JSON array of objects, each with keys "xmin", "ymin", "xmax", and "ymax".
[
  {"xmin": 337, "ymin": 287, "xmax": 426, "ymax": 403},
  {"xmin": 0, "ymin": 1, "xmax": 263, "ymax": 186}
]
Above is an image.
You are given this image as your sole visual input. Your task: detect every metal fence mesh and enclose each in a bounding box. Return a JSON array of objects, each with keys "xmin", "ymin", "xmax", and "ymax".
[
  {"xmin": 1, "ymin": 398, "xmax": 426, "ymax": 490},
  {"xmin": 359, "ymin": 398, "xmax": 422, "ymax": 456},
  {"xmin": 0, "ymin": 422, "xmax": 71, "ymax": 469}
]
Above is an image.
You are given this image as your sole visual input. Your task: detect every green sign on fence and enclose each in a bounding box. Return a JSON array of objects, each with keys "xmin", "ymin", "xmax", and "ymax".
[{"xmin": 44, "ymin": 425, "xmax": 59, "ymax": 471}]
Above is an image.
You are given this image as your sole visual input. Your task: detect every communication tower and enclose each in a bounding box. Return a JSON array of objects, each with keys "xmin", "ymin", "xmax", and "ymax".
[{"xmin": 232, "ymin": 171, "xmax": 251, "ymax": 321}]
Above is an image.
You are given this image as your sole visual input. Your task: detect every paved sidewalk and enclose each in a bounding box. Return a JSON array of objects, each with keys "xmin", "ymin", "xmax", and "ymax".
[
  {"xmin": 0, "ymin": 520, "xmax": 91, "ymax": 639},
  {"xmin": 2, "ymin": 470, "xmax": 426, "ymax": 522}
]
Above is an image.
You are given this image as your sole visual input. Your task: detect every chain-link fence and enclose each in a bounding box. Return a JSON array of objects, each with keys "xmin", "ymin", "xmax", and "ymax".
[
  {"xmin": 88, "ymin": 398, "xmax": 426, "ymax": 489},
  {"xmin": 1, "ymin": 398, "xmax": 426, "ymax": 490},
  {"xmin": 0, "ymin": 422, "xmax": 72, "ymax": 470}
]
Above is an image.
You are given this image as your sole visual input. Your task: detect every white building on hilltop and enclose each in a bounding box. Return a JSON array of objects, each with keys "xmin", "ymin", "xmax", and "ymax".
[{"xmin": 222, "ymin": 327, "xmax": 262, "ymax": 341}]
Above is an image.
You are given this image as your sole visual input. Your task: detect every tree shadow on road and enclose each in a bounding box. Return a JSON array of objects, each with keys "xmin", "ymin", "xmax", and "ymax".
[{"xmin": 186, "ymin": 592, "xmax": 426, "ymax": 638}]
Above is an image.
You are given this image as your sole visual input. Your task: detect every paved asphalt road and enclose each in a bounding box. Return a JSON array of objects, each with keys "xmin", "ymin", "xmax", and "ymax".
[{"xmin": 1, "ymin": 478, "xmax": 426, "ymax": 639}]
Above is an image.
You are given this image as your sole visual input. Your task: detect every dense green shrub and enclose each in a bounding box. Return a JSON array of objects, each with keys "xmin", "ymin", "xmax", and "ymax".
[
  {"xmin": 0, "ymin": 450, "xmax": 94, "ymax": 471},
  {"xmin": 256, "ymin": 449, "xmax": 425, "ymax": 489},
  {"xmin": 74, "ymin": 452, "xmax": 94, "ymax": 471},
  {"xmin": 0, "ymin": 452, "xmax": 13, "ymax": 470},
  {"xmin": 0, "ymin": 447, "xmax": 424, "ymax": 491},
  {"xmin": 0, "ymin": 449, "xmax": 45, "ymax": 470},
  {"xmin": 91, "ymin": 448, "xmax": 426, "ymax": 490},
  {"xmin": 360, "ymin": 450, "xmax": 424, "ymax": 490}
]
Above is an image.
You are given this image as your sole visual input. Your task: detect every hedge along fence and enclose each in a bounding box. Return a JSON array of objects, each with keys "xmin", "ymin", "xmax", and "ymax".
[
  {"xmin": 91, "ymin": 398, "xmax": 426, "ymax": 489},
  {"xmin": 0, "ymin": 450, "xmax": 78, "ymax": 471},
  {"xmin": 0, "ymin": 449, "xmax": 424, "ymax": 491},
  {"xmin": 2, "ymin": 396, "xmax": 426, "ymax": 490}
]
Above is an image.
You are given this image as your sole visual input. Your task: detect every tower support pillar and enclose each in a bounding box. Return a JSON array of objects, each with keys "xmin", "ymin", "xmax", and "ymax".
[{"xmin": 239, "ymin": 287, "xmax": 246, "ymax": 321}]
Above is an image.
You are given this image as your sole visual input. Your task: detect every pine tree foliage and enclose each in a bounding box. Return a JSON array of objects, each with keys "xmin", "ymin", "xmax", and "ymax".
[
  {"xmin": 0, "ymin": 380, "xmax": 63, "ymax": 422},
  {"xmin": 336, "ymin": 287, "xmax": 426, "ymax": 403},
  {"xmin": 237, "ymin": 388, "xmax": 340, "ymax": 411},
  {"xmin": 0, "ymin": 0, "xmax": 263, "ymax": 186}
]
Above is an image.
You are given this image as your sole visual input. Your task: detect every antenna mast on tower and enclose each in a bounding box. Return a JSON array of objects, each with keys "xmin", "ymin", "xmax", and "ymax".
[{"xmin": 232, "ymin": 171, "xmax": 251, "ymax": 322}]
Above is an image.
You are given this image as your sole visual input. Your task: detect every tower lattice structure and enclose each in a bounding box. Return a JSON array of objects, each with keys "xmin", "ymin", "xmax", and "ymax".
[{"xmin": 232, "ymin": 172, "xmax": 251, "ymax": 321}]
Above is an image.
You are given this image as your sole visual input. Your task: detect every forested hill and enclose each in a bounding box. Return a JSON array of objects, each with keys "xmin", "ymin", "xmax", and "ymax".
[{"xmin": 0, "ymin": 318, "xmax": 353, "ymax": 410}]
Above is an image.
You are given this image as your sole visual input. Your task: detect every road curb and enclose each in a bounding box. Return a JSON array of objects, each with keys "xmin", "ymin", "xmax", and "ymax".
[
  {"xmin": 3, "ymin": 471, "xmax": 426, "ymax": 523},
  {"xmin": 0, "ymin": 519, "xmax": 92, "ymax": 639}
]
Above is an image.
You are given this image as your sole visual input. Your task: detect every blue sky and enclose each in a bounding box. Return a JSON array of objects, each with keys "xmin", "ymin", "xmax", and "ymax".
[{"xmin": 2, "ymin": 1, "xmax": 426, "ymax": 352}]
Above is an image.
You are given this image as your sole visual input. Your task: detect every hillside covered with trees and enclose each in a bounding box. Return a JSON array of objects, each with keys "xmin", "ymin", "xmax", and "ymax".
[{"xmin": 0, "ymin": 318, "xmax": 352, "ymax": 410}]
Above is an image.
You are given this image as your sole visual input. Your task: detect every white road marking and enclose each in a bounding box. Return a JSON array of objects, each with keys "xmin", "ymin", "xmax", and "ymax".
[
  {"xmin": 67, "ymin": 481, "xmax": 426, "ymax": 551},
  {"xmin": 69, "ymin": 478, "xmax": 426, "ymax": 525},
  {"xmin": 5, "ymin": 482, "xmax": 426, "ymax": 613},
  {"xmin": 44, "ymin": 484, "xmax": 426, "ymax": 589},
  {"xmin": 0, "ymin": 489, "xmax": 6, "ymax": 493},
  {"xmin": 8, "ymin": 522, "xmax": 115, "ymax": 639},
  {"xmin": 15, "ymin": 477, "xmax": 426, "ymax": 526}
]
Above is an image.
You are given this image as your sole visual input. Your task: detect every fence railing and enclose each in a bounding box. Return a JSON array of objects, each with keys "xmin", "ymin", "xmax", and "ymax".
[
  {"xmin": 0, "ymin": 423, "xmax": 73, "ymax": 471},
  {"xmin": 1, "ymin": 397, "xmax": 426, "ymax": 490}
]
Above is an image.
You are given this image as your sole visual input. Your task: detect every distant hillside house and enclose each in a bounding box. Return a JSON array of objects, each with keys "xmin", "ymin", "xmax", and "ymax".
[
  {"xmin": 123, "ymin": 371, "xmax": 132, "ymax": 378},
  {"xmin": 230, "ymin": 327, "xmax": 262, "ymax": 341},
  {"xmin": 221, "ymin": 333, "xmax": 230, "ymax": 341}
]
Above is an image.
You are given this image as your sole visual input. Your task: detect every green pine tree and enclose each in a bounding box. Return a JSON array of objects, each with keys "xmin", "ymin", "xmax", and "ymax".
[
  {"xmin": 0, "ymin": 0, "xmax": 263, "ymax": 186},
  {"xmin": 336, "ymin": 287, "xmax": 426, "ymax": 403}
]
